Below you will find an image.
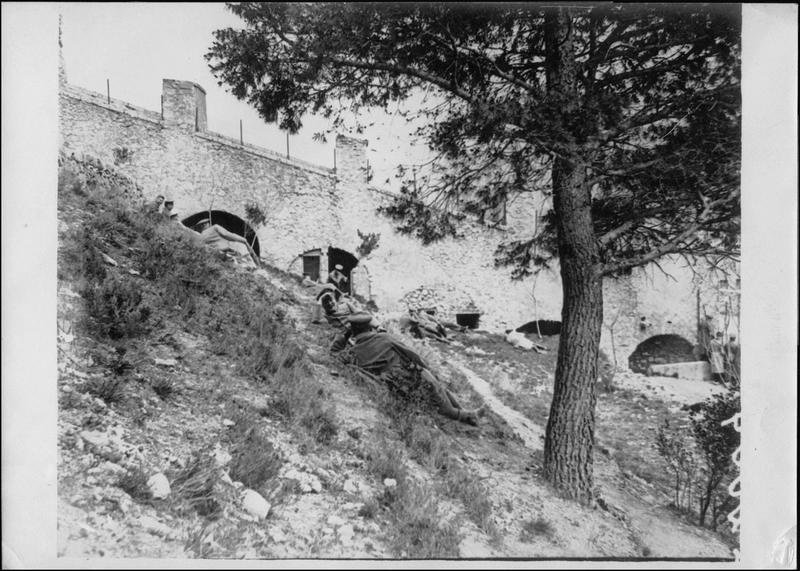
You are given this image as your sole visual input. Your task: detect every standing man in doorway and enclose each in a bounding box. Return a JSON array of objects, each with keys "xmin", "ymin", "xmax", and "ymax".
[{"xmin": 328, "ymin": 263, "xmax": 348, "ymax": 293}]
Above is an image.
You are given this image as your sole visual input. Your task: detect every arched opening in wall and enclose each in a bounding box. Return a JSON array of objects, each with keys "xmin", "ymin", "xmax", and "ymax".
[
  {"xmin": 515, "ymin": 320, "xmax": 562, "ymax": 336},
  {"xmin": 327, "ymin": 247, "xmax": 359, "ymax": 295},
  {"xmin": 182, "ymin": 210, "xmax": 261, "ymax": 257},
  {"xmin": 628, "ymin": 334, "xmax": 696, "ymax": 374}
]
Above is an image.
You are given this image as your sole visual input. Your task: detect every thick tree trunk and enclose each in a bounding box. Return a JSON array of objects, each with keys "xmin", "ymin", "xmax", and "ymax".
[
  {"xmin": 542, "ymin": 7, "xmax": 604, "ymax": 502},
  {"xmin": 543, "ymin": 156, "xmax": 603, "ymax": 501}
]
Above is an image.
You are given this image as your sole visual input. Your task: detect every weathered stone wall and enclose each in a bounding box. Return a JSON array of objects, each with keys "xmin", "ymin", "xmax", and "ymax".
[
  {"xmin": 59, "ymin": 81, "xmax": 340, "ymax": 269},
  {"xmin": 59, "ymin": 76, "xmax": 731, "ymax": 368}
]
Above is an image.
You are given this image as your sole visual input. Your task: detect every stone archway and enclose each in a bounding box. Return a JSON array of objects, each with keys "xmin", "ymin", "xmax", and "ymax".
[
  {"xmin": 182, "ymin": 210, "xmax": 260, "ymax": 257},
  {"xmin": 628, "ymin": 334, "xmax": 696, "ymax": 374},
  {"xmin": 327, "ymin": 247, "xmax": 359, "ymax": 295}
]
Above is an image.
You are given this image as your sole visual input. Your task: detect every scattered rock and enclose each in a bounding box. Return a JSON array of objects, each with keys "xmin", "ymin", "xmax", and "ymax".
[
  {"xmin": 343, "ymin": 479, "xmax": 360, "ymax": 494},
  {"xmin": 242, "ymin": 489, "xmax": 271, "ymax": 520},
  {"xmin": 104, "ymin": 488, "xmax": 134, "ymax": 514},
  {"xmin": 222, "ymin": 418, "xmax": 235, "ymax": 427},
  {"xmin": 154, "ymin": 358, "xmax": 178, "ymax": 368},
  {"xmin": 101, "ymin": 252, "xmax": 118, "ymax": 266},
  {"xmin": 213, "ymin": 444, "xmax": 232, "ymax": 467},
  {"xmin": 80, "ymin": 430, "xmax": 109, "ymax": 449},
  {"xmin": 69, "ymin": 494, "xmax": 86, "ymax": 507},
  {"xmin": 338, "ymin": 524, "xmax": 355, "ymax": 545},
  {"xmin": 269, "ymin": 527, "xmax": 287, "ymax": 543},
  {"xmin": 383, "ymin": 478, "xmax": 397, "ymax": 489},
  {"xmin": 139, "ymin": 515, "xmax": 173, "ymax": 538},
  {"xmin": 326, "ymin": 515, "xmax": 345, "ymax": 527},
  {"xmin": 284, "ymin": 468, "xmax": 323, "ymax": 494},
  {"xmin": 78, "ymin": 523, "xmax": 96, "ymax": 538},
  {"xmin": 147, "ymin": 473, "xmax": 171, "ymax": 499}
]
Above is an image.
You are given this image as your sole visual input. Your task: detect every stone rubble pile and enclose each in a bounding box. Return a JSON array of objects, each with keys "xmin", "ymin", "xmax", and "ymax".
[{"xmin": 399, "ymin": 284, "xmax": 479, "ymax": 321}]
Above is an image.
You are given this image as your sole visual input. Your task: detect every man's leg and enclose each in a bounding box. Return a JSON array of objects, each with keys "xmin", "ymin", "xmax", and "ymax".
[{"xmin": 419, "ymin": 369, "xmax": 481, "ymax": 425}]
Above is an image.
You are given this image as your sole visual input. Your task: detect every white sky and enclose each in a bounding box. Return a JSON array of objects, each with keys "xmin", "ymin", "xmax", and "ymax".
[{"xmin": 59, "ymin": 2, "xmax": 428, "ymax": 187}]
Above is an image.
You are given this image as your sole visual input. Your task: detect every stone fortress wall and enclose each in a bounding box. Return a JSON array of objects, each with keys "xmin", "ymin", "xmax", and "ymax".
[{"xmin": 59, "ymin": 71, "xmax": 734, "ymax": 368}]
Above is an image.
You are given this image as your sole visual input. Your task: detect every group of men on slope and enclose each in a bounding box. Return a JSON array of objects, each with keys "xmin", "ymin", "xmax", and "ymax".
[
  {"xmin": 152, "ymin": 195, "xmax": 261, "ymax": 268},
  {"xmin": 306, "ymin": 270, "xmax": 485, "ymax": 426}
]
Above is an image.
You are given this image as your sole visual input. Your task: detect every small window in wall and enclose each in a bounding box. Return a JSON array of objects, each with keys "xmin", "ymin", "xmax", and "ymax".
[{"xmin": 301, "ymin": 249, "xmax": 322, "ymax": 282}]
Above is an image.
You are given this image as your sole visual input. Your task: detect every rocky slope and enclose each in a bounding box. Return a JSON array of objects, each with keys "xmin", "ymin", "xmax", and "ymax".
[{"xmin": 56, "ymin": 161, "xmax": 736, "ymax": 561}]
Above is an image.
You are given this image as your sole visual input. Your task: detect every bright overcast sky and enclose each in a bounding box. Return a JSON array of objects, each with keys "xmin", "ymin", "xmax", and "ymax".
[{"xmin": 59, "ymin": 2, "xmax": 426, "ymax": 187}]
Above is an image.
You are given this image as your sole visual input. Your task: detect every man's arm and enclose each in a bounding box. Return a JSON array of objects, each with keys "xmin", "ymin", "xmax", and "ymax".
[
  {"xmin": 212, "ymin": 225, "xmax": 260, "ymax": 266},
  {"xmin": 211, "ymin": 224, "xmax": 248, "ymax": 244}
]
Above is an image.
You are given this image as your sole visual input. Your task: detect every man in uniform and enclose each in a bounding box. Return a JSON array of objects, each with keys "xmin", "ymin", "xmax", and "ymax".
[
  {"xmin": 328, "ymin": 264, "xmax": 348, "ymax": 292},
  {"xmin": 333, "ymin": 312, "xmax": 484, "ymax": 426}
]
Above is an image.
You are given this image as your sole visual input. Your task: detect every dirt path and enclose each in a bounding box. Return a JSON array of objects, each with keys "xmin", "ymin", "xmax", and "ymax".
[{"xmin": 449, "ymin": 358, "xmax": 545, "ymax": 450}]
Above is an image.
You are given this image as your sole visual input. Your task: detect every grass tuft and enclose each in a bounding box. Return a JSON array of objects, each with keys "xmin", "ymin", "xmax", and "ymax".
[
  {"xmin": 520, "ymin": 516, "xmax": 556, "ymax": 542},
  {"xmin": 151, "ymin": 376, "xmax": 177, "ymax": 400},
  {"xmin": 227, "ymin": 417, "xmax": 284, "ymax": 492},
  {"xmin": 85, "ymin": 376, "xmax": 127, "ymax": 405},
  {"xmin": 117, "ymin": 465, "xmax": 152, "ymax": 502}
]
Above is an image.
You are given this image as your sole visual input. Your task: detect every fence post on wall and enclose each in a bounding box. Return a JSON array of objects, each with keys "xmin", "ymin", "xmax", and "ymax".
[
  {"xmin": 333, "ymin": 146, "xmax": 337, "ymax": 172},
  {"xmin": 106, "ymin": 79, "xmax": 110, "ymax": 104},
  {"xmin": 240, "ymin": 120, "xmax": 243, "ymax": 146},
  {"xmin": 286, "ymin": 131, "xmax": 290, "ymax": 159},
  {"xmin": 195, "ymin": 107, "xmax": 198, "ymax": 132}
]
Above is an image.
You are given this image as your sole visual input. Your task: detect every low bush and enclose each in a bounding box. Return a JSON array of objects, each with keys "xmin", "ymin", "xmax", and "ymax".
[
  {"xmin": 59, "ymin": 227, "xmax": 108, "ymax": 283},
  {"xmin": 598, "ymin": 350, "xmax": 616, "ymax": 393},
  {"xmin": 151, "ymin": 376, "xmax": 176, "ymax": 401},
  {"xmin": 386, "ymin": 480, "xmax": 461, "ymax": 558},
  {"xmin": 82, "ymin": 275, "xmax": 151, "ymax": 339},
  {"xmin": 227, "ymin": 419, "xmax": 284, "ymax": 491},
  {"xmin": 117, "ymin": 465, "xmax": 152, "ymax": 502},
  {"xmin": 85, "ymin": 376, "xmax": 128, "ymax": 405},
  {"xmin": 519, "ymin": 517, "xmax": 555, "ymax": 542},
  {"xmin": 444, "ymin": 466, "xmax": 495, "ymax": 535},
  {"xmin": 365, "ymin": 440, "xmax": 408, "ymax": 483},
  {"xmin": 170, "ymin": 451, "xmax": 225, "ymax": 518}
]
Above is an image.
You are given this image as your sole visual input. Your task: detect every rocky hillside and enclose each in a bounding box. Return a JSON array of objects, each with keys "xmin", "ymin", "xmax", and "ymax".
[{"xmin": 56, "ymin": 157, "xmax": 736, "ymax": 560}]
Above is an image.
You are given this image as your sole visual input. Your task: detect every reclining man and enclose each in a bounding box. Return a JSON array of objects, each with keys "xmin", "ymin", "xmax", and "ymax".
[
  {"xmin": 332, "ymin": 312, "xmax": 484, "ymax": 426},
  {"xmin": 313, "ymin": 283, "xmax": 359, "ymax": 326},
  {"xmin": 409, "ymin": 308, "xmax": 449, "ymax": 342},
  {"xmin": 193, "ymin": 218, "xmax": 261, "ymax": 268}
]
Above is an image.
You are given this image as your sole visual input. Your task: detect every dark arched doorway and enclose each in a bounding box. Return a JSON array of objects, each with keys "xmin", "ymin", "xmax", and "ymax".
[
  {"xmin": 628, "ymin": 334, "xmax": 696, "ymax": 374},
  {"xmin": 516, "ymin": 320, "xmax": 562, "ymax": 336},
  {"xmin": 327, "ymin": 247, "xmax": 359, "ymax": 295},
  {"xmin": 182, "ymin": 210, "xmax": 261, "ymax": 257}
]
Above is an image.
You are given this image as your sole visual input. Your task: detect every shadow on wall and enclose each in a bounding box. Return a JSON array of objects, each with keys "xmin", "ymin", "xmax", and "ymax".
[
  {"xmin": 627, "ymin": 334, "xmax": 696, "ymax": 374},
  {"xmin": 182, "ymin": 210, "xmax": 261, "ymax": 256}
]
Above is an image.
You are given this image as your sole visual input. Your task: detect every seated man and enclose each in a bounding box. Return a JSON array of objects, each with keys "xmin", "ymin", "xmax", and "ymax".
[
  {"xmin": 193, "ymin": 218, "xmax": 260, "ymax": 267},
  {"xmin": 333, "ymin": 312, "xmax": 484, "ymax": 426}
]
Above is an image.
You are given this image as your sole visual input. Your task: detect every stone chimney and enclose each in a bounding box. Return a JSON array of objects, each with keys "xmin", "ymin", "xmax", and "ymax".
[
  {"xmin": 162, "ymin": 79, "xmax": 207, "ymax": 131},
  {"xmin": 335, "ymin": 134, "xmax": 369, "ymax": 187}
]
